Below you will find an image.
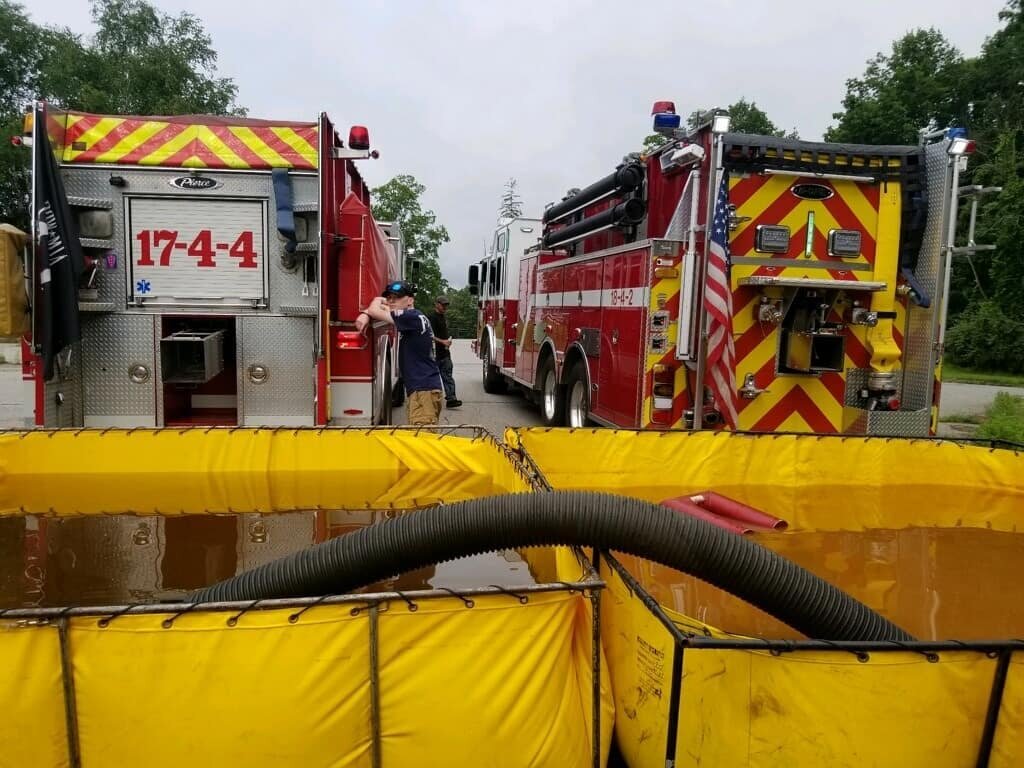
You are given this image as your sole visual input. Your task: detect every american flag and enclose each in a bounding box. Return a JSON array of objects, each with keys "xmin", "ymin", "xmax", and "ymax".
[{"xmin": 704, "ymin": 174, "xmax": 739, "ymax": 429}]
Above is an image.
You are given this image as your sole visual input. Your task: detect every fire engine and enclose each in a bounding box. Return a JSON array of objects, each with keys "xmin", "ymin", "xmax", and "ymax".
[
  {"xmin": 14, "ymin": 103, "xmax": 401, "ymax": 428},
  {"xmin": 471, "ymin": 102, "xmax": 994, "ymax": 435}
]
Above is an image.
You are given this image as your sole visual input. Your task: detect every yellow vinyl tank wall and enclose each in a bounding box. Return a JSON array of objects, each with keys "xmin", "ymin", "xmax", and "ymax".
[
  {"xmin": 0, "ymin": 427, "xmax": 610, "ymax": 768},
  {"xmin": 512, "ymin": 427, "xmax": 1024, "ymax": 768},
  {"xmin": 508, "ymin": 428, "xmax": 1024, "ymax": 532}
]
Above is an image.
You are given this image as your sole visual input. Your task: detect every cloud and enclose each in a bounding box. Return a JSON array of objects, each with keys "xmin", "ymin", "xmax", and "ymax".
[{"xmin": 30, "ymin": 0, "xmax": 1006, "ymax": 285}]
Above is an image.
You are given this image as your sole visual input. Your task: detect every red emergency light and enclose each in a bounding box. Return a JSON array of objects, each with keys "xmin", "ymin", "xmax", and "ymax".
[
  {"xmin": 651, "ymin": 101, "xmax": 676, "ymax": 115},
  {"xmin": 348, "ymin": 126, "xmax": 370, "ymax": 151},
  {"xmin": 336, "ymin": 330, "xmax": 367, "ymax": 350}
]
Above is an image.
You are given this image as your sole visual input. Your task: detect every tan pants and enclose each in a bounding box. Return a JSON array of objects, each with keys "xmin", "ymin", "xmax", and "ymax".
[{"xmin": 407, "ymin": 389, "xmax": 443, "ymax": 425}]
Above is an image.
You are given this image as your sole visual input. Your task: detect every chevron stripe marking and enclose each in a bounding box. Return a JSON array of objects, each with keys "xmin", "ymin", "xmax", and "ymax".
[{"xmin": 754, "ymin": 387, "xmax": 836, "ymax": 433}]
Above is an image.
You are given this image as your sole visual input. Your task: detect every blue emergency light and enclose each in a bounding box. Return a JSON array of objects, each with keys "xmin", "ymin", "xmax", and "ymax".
[{"xmin": 653, "ymin": 112, "xmax": 681, "ymax": 135}]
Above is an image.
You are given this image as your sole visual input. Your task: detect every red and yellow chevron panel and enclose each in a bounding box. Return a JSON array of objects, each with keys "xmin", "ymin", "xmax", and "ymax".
[
  {"xmin": 45, "ymin": 111, "xmax": 318, "ymax": 170},
  {"xmin": 726, "ymin": 173, "xmax": 906, "ymax": 434},
  {"xmin": 729, "ymin": 174, "xmax": 882, "ymax": 287},
  {"xmin": 643, "ymin": 246, "xmax": 692, "ymax": 429}
]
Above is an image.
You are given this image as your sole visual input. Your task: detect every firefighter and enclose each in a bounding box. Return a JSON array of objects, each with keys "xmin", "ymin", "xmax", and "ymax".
[
  {"xmin": 357, "ymin": 280, "xmax": 444, "ymax": 425},
  {"xmin": 429, "ymin": 295, "xmax": 461, "ymax": 408}
]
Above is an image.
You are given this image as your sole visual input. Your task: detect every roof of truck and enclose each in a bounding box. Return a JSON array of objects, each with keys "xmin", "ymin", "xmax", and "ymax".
[{"xmin": 44, "ymin": 110, "xmax": 319, "ymax": 170}]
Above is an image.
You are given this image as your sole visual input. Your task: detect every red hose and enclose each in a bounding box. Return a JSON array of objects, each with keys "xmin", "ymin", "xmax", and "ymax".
[
  {"xmin": 660, "ymin": 498, "xmax": 752, "ymax": 535},
  {"xmin": 688, "ymin": 491, "xmax": 788, "ymax": 531}
]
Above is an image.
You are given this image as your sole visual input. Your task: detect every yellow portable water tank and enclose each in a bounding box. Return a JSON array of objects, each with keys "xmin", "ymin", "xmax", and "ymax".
[{"xmin": 0, "ymin": 224, "xmax": 29, "ymax": 336}]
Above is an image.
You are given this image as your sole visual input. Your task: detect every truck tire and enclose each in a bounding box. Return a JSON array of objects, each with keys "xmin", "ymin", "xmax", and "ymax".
[
  {"xmin": 481, "ymin": 339, "xmax": 506, "ymax": 394},
  {"xmin": 564, "ymin": 362, "xmax": 590, "ymax": 428},
  {"xmin": 537, "ymin": 357, "xmax": 565, "ymax": 427}
]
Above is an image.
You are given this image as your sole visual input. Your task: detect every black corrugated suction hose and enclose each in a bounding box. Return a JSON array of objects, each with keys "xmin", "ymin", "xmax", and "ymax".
[{"xmin": 189, "ymin": 491, "xmax": 911, "ymax": 641}]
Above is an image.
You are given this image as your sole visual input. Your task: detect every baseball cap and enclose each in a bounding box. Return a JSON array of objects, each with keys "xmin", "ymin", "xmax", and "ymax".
[
  {"xmin": 383, "ymin": 280, "xmax": 416, "ymax": 298},
  {"xmin": 435, "ymin": 295, "xmax": 450, "ymax": 305}
]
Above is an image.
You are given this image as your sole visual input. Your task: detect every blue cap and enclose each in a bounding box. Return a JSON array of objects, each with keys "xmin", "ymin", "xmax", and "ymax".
[{"xmin": 383, "ymin": 280, "xmax": 416, "ymax": 298}]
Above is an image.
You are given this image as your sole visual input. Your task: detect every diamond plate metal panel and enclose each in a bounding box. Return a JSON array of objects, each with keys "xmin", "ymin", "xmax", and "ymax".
[
  {"xmin": 844, "ymin": 368, "xmax": 869, "ymax": 406},
  {"xmin": 80, "ymin": 314, "xmax": 157, "ymax": 425},
  {"xmin": 845, "ymin": 407, "xmax": 931, "ymax": 436},
  {"xmin": 61, "ymin": 167, "xmax": 125, "ymax": 307},
  {"xmin": 42, "ymin": 342, "xmax": 84, "ymax": 427},
  {"xmin": 238, "ymin": 316, "xmax": 315, "ymax": 426},
  {"xmin": 866, "ymin": 408, "xmax": 931, "ymax": 436},
  {"xmin": 902, "ymin": 141, "xmax": 952, "ymax": 410}
]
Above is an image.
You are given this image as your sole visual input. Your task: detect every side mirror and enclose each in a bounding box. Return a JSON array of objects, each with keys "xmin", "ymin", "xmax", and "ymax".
[
  {"xmin": 407, "ymin": 258, "xmax": 422, "ymax": 276},
  {"xmin": 468, "ymin": 264, "xmax": 479, "ymax": 295}
]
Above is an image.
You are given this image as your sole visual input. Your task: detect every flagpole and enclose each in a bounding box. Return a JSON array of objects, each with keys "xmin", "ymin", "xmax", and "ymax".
[
  {"xmin": 29, "ymin": 102, "xmax": 39, "ymax": 354},
  {"xmin": 693, "ymin": 129, "xmax": 725, "ymax": 431}
]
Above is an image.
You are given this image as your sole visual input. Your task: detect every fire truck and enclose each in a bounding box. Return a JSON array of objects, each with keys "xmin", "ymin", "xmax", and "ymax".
[
  {"xmin": 471, "ymin": 102, "xmax": 992, "ymax": 435},
  {"xmin": 15, "ymin": 103, "xmax": 400, "ymax": 428}
]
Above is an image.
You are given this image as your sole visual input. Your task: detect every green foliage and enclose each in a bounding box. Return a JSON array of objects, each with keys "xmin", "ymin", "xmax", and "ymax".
[
  {"xmin": 0, "ymin": 0, "xmax": 243, "ymax": 228},
  {"xmin": 443, "ymin": 287, "xmax": 479, "ymax": 339},
  {"xmin": 942, "ymin": 361, "xmax": 1024, "ymax": 388},
  {"xmin": 826, "ymin": 9, "xmax": 1023, "ymax": 374},
  {"xmin": 41, "ymin": 0, "xmax": 243, "ymax": 115},
  {"xmin": 825, "ymin": 28, "xmax": 968, "ymax": 144},
  {"xmin": 371, "ymin": 174, "xmax": 451, "ymax": 313},
  {"xmin": 642, "ymin": 133, "xmax": 668, "ymax": 153},
  {"xmin": 0, "ymin": 1, "xmax": 40, "ymax": 116},
  {"xmin": 945, "ymin": 301, "xmax": 1024, "ymax": 373},
  {"xmin": 684, "ymin": 99, "xmax": 797, "ymax": 137},
  {"xmin": 976, "ymin": 392, "xmax": 1024, "ymax": 444}
]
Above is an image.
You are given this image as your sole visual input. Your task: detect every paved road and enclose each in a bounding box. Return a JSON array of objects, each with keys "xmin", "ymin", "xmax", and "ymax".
[
  {"xmin": 400, "ymin": 339, "xmax": 543, "ymax": 436},
  {"xmin": 1, "ymin": 343, "xmax": 1017, "ymax": 433},
  {"xmin": 940, "ymin": 382, "xmax": 1023, "ymax": 418},
  {"xmin": 0, "ymin": 364, "xmax": 32, "ymax": 429}
]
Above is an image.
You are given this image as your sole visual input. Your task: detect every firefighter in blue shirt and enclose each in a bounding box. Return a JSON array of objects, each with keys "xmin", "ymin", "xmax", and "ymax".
[{"xmin": 356, "ymin": 280, "xmax": 444, "ymax": 425}]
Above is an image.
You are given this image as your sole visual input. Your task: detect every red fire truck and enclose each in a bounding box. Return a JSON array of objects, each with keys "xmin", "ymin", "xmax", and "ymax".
[
  {"xmin": 471, "ymin": 102, "xmax": 990, "ymax": 435},
  {"xmin": 15, "ymin": 103, "xmax": 400, "ymax": 428}
]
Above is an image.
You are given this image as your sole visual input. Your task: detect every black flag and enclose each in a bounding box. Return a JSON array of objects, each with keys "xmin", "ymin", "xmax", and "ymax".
[{"xmin": 32, "ymin": 106, "xmax": 84, "ymax": 381}]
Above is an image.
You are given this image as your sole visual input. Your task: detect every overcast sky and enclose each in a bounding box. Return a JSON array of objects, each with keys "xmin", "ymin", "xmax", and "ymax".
[{"xmin": 30, "ymin": 1, "xmax": 1009, "ymax": 286}]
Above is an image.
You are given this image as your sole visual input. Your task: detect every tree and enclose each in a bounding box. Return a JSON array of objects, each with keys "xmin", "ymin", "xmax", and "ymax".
[
  {"xmin": 498, "ymin": 177, "xmax": 523, "ymax": 220},
  {"xmin": 443, "ymin": 286, "xmax": 479, "ymax": 339},
  {"xmin": 825, "ymin": 29, "xmax": 968, "ymax": 144},
  {"xmin": 708, "ymin": 98, "xmax": 796, "ymax": 137},
  {"xmin": 371, "ymin": 174, "xmax": 451, "ymax": 313},
  {"xmin": 681, "ymin": 99, "xmax": 797, "ymax": 137},
  {"xmin": 39, "ymin": 0, "xmax": 243, "ymax": 115},
  {"xmin": 641, "ymin": 133, "xmax": 668, "ymax": 153},
  {"xmin": 0, "ymin": 0, "xmax": 243, "ymax": 229},
  {"xmin": 0, "ymin": 1, "xmax": 48, "ymax": 227}
]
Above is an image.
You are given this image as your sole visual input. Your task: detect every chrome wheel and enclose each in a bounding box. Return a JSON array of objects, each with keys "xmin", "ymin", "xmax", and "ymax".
[
  {"xmin": 542, "ymin": 366, "xmax": 558, "ymax": 421},
  {"xmin": 568, "ymin": 378, "xmax": 588, "ymax": 428}
]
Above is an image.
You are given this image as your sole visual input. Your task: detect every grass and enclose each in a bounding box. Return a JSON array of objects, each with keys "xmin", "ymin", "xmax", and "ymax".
[
  {"xmin": 975, "ymin": 392, "xmax": 1024, "ymax": 444},
  {"xmin": 942, "ymin": 361, "xmax": 1024, "ymax": 388},
  {"xmin": 941, "ymin": 412, "xmax": 984, "ymax": 425}
]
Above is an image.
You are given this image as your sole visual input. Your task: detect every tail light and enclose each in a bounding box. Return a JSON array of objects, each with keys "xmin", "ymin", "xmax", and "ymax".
[
  {"xmin": 336, "ymin": 330, "xmax": 367, "ymax": 350},
  {"xmin": 651, "ymin": 364, "xmax": 675, "ymax": 424}
]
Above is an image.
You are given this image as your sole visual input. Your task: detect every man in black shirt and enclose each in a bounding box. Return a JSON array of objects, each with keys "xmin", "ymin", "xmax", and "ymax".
[{"xmin": 429, "ymin": 295, "xmax": 461, "ymax": 408}]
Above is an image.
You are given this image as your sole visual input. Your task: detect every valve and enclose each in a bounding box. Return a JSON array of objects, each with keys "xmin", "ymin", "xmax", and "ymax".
[
  {"xmin": 851, "ymin": 307, "xmax": 878, "ymax": 327},
  {"xmin": 739, "ymin": 372, "xmax": 769, "ymax": 400},
  {"xmin": 757, "ymin": 298, "xmax": 783, "ymax": 324}
]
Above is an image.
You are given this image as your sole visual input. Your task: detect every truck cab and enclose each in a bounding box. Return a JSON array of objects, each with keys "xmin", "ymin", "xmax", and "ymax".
[{"xmin": 469, "ymin": 217, "xmax": 540, "ymax": 391}]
